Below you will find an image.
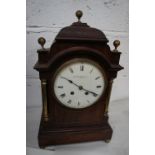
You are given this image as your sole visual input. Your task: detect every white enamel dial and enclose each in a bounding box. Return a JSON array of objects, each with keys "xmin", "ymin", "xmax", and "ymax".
[{"xmin": 53, "ymin": 58, "xmax": 106, "ymax": 109}]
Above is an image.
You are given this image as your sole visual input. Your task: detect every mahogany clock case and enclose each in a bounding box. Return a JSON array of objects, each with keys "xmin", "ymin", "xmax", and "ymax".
[{"xmin": 34, "ymin": 12, "xmax": 123, "ymax": 147}]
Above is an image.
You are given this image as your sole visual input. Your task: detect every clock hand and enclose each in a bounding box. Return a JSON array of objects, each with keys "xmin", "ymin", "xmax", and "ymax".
[
  {"xmin": 61, "ymin": 76, "xmax": 98, "ymax": 96},
  {"xmin": 60, "ymin": 76, "xmax": 81, "ymax": 89},
  {"xmin": 61, "ymin": 76, "xmax": 73, "ymax": 83},
  {"xmin": 82, "ymin": 88, "xmax": 98, "ymax": 97},
  {"xmin": 61, "ymin": 77, "xmax": 87, "ymax": 91}
]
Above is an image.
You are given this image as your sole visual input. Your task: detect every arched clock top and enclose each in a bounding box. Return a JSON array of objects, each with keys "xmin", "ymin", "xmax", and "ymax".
[
  {"xmin": 49, "ymin": 47, "xmax": 122, "ymax": 70},
  {"xmin": 34, "ymin": 45, "xmax": 123, "ymax": 77}
]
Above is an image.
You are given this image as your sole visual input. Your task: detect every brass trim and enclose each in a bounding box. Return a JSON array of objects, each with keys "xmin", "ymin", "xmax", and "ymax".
[
  {"xmin": 41, "ymin": 79, "xmax": 48, "ymax": 121},
  {"xmin": 104, "ymin": 80, "xmax": 113, "ymax": 115}
]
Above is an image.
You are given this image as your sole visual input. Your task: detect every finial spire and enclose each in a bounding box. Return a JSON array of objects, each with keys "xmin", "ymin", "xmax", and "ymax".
[
  {"xmin": 38, "ymin": 37, "xmax": 46, "ymax": 49},
  {"xmin": 113, "ymin": 40, "xmax": 120, "ymax": 51},
  {"xmin": 75, "ymin": 10, "xmax": 83, "ymax": 22}
]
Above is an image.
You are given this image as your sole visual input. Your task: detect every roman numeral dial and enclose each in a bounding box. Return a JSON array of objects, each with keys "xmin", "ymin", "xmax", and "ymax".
[
  {"xmin": 54, "ymin": 59, "xmax": 105, "ymax": 109},
  {"xmin": 80, "ymin": 65, "xmax": 84, "ymax": 71}
]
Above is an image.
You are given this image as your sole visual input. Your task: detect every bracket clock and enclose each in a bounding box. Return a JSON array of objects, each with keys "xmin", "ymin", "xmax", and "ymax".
[{"xmin": 34, "ymin": 10, "xmax": 123, "ymax": 148}]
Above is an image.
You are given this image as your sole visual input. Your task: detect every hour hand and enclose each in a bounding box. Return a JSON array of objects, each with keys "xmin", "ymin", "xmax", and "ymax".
[
  {"xmin": 85, "ymin": 90, "xmax": 98, "ymax": 97},
  {"xmin": 92, "ymin": 92, "xmax": 98, "ymax": 97}
]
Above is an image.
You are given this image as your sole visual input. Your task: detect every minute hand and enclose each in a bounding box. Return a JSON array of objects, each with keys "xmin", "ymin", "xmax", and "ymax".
[{"xmin": 60, "ymin": 76, "xmax": 80, "ymax": 88}]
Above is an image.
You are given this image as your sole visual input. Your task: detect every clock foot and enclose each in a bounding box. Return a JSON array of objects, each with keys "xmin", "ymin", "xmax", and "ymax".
[{"xmin": 105, "ymin": 139, "xmax": 111, "ymax": 143}]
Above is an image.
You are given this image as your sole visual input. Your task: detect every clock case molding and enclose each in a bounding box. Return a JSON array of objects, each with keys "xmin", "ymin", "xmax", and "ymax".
[{"xmin": 34, "ymin": 12, "xmax": 123, "ymax": 148}]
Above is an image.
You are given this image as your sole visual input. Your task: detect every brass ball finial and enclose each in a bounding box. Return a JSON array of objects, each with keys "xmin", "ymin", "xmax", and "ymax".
[
  {"xmin": 76, "ymin": 10, "xmax": 83, "ymax": 22},
  {"xmin": 113, "ymin": 40, "xmax": 120, "ymax": 50},
  {"xmin": 38, "ymin": 37, "xmax": 46, "ymax": 49}
]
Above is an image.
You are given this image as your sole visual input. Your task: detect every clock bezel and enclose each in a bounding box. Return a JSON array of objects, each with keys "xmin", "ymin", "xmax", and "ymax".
[{"xmin": 52, "ymin": 57, "xmax": 108, "ymax": 109}]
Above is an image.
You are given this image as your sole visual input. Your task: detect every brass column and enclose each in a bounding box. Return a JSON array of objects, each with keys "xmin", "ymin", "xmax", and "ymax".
[
  {"xmin": 41, "ymin": 79, "xmax": 48, "ymax": 121},
  {"xmin": 105, "ymin": 80, "xmax": 113, "ymax": 116}
]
